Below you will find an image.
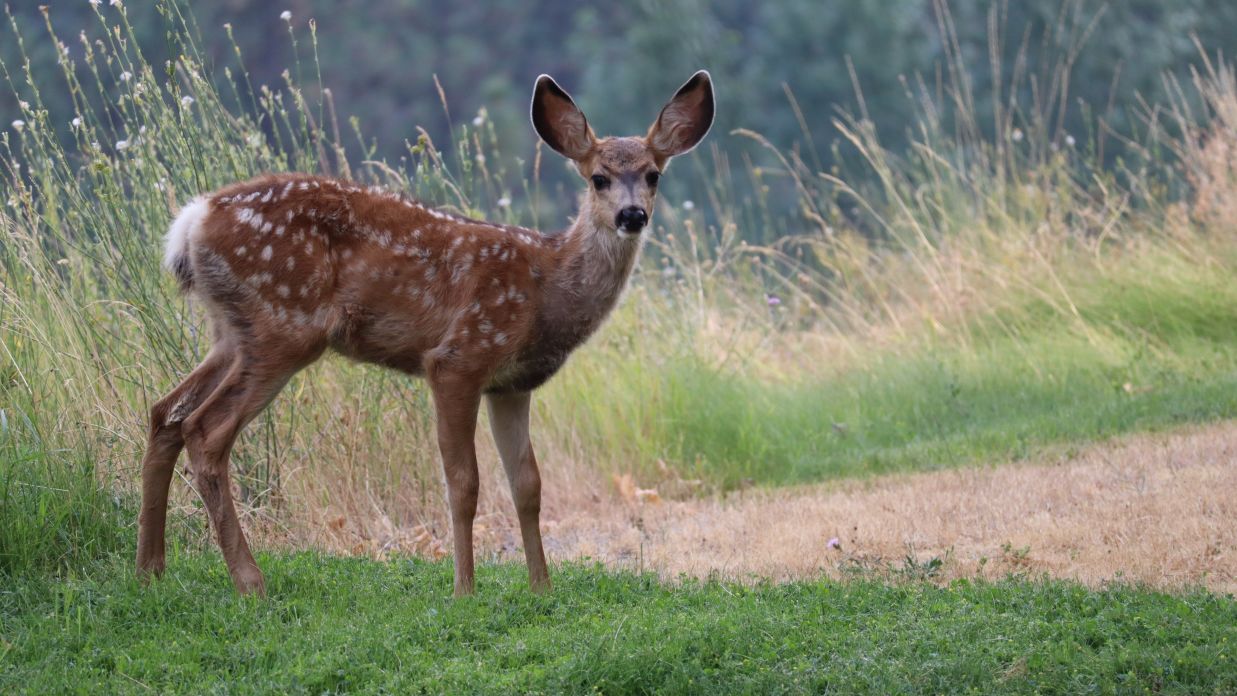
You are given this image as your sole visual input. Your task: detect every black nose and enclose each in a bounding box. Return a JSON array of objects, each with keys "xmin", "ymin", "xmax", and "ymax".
[{"xmin": 615, "ymin": 206, "xmax": 648, "ymax": 233}]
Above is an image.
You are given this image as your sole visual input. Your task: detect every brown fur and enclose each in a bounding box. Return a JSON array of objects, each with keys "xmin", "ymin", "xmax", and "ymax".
[{"xmin": 137, "ymin": 72, "xmax": 714, "ymax": 596}]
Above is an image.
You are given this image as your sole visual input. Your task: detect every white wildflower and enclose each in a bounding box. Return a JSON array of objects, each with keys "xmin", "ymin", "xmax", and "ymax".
[
  {"xmin": 496, "ymin": 196, "xmax": 511, "ymax": 208},
  {"xmin": 472, "ymin": 115, "xmax": 483, "ymax": 127},
  {"xmin": 19, "ymin": 101, "xmax": 29, "ymax": 110},
  {"xmin": 71, "ymin": 117, "xmax": 82, "ymax": 128},
  {"xmin": 181, "ymin": 95, "xmax": 195, "ymax": 107},
  {"xmin": 10, "ymin": 120, "xmax": 24, "ymax": 132},
  {"xmin": 110, "ymin": 0, "xmax": 122, "ymax": 6},
  {"xmin": 115, "ymin": 139, "xmax": 129, "ymax": 151},
  {"xmin": 1011, "ymin": 128, "xmax": 1024, "ymax": 143},
  {"xmin": 682, "ymin": 200, "xmax": 695, "ymax": 210},
  {"xmin": 280, "ymin": 10, "xmax": 292, "ymax": 21},
  {"xmin": 1065, "ymin": 134, "xmax": 1076, "ymax": 148},
  {"xmin": 120, "ymin": 70, "xmax": 132, "ymax": 82},
  {"xmin": 89, "ymin": 0, "xmax": 101, "ymax": 6}
]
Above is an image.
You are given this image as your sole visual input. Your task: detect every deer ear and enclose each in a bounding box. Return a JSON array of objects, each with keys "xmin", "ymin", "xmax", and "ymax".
[
  {"xmin": 530, "ymin": 74, "xmax": 596, "ymax": 161},
  {"xmin": 647, "ymin": 70, "xmax": 715, "ymax": 161}
]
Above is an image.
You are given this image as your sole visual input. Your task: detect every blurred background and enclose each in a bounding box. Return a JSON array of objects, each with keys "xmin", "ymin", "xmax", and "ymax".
[{"xmin": 7, "ymin": 0, "xmax": 1237, "ymax": 225}]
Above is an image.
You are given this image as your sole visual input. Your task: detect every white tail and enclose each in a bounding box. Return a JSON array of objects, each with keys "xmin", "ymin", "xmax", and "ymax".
[
  {"xmin": 162, "ymin": 195, "xmax": 208, "ymax": 287},
  {"xmin": 136, "ymin": 71, "xmax": 715, "ymax": 596}
]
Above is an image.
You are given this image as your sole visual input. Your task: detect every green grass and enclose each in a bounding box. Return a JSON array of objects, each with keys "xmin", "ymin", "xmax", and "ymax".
[
  {"xmin": 1, "ymin": 553, "xmax": 1234, "ymax": 694},
  {"xmin": 562, "ymin": 247, "xmax": 1237, "ymax": 486},
  {"xmin": 0, "ymin": 441, "xmax": 134, "ymax": 577}
]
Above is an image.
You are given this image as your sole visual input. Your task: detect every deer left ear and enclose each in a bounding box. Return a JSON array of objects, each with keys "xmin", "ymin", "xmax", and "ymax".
[{"xmin": 647, "ymin": 70, "xmax": 715, "ymax": 163}]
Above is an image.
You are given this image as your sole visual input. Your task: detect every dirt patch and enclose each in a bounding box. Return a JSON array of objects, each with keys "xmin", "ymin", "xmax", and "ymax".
[
  {"xmin": 249, "ymin": 421, "xmax": 1236, "ymax": 592},
  {"xmin": 529, "ymin": 422, "xmax": 1237, "ymax": 592}
]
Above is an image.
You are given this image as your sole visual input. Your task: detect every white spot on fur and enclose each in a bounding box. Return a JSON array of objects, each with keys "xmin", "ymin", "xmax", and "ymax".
[
  {"xmin": 234, "ymin": 246, "xmax": 249, "ymax": 257},
  {"xmin": 233, "ymin": 207, "xmax": 254, "ymax": 226},
  {"xmin": 247, "ymin": 271, "xmax": 273, "ymax": 287},
  {"xmin": 277, "ymin": 284, "xmax": 290, "ymax": 298},
  {"xmin": 260, "ymin": 245, "xmax": 273, "ymax": 261}
]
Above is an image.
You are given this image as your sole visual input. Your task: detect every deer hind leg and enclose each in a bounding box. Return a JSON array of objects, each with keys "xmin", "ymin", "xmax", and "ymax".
[
  {"xmin": 486, "ymin": 391, "xmax": 551, "ymax": 592},
  {"xmin": 181, "ymin": 352, "xmax": 303, "ymax": 596},
  {"xmin": 136, "ymin": 343, "xmax": 235, "ymax": 581},
  {"xmin": 429, "ymin": 370, "xmax": 484, "ymax": 597}
]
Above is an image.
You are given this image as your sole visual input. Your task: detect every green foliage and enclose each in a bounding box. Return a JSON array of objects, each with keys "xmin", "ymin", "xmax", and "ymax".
[
  {"xmin": 617, "ymin": 248, "xmax": 1237, "ymax": 485},
  {"xmin": 1, "ymin": 554, "xmax": 1234, "ymax": 693},
  {"xmin": 0, "ymin": 436, "xmax": 135, "ymax": 578}
]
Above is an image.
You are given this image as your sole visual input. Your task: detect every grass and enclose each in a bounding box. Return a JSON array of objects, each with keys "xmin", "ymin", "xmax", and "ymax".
[
  {"xmin": 1, "ymin": 0, "xmax": 1236, "ymax": 513},
  {"xmin": 558, "ymin": 243, "xmax": 1237, "ymax": 485},
  {"xmin": 1, "ymin": 553, "xmax": 1234, "ymax": 694},
  {"xmin": 0, "ymin": 0, "xmax": 1233, "ymax": 567}
]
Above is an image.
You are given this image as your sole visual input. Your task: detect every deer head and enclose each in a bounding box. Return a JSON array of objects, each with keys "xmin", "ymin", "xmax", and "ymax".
[{"xmin": 531, "ymin": 71, "xmax": 715, "ymax": 238}]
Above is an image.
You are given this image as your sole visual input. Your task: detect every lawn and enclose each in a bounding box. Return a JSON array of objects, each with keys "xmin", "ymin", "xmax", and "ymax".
[{"xmin": 1, "ymin": 553, "xmax": 1234, "ymax": 694}]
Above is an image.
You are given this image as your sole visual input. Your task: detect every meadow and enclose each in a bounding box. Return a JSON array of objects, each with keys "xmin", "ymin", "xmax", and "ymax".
[{"xmin": 1, "ymin": 2, "xmax": 1236, "ymax": 692}]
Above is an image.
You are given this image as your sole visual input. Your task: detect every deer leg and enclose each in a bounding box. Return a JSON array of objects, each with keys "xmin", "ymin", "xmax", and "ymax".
[
  {"xmin": 486, "ymin": 391, "xmax": 551, "ymax": 592},
  {"xmin": 181, "ymin": 355, "xmax": 296, "ymax": 596},
  {"xmin": 429, "ymin": 373, "xmax": 483, "ymax": 596},
  {"xmin": 136, "ymin": 344, "xmax": 234, "ymax": 581}
]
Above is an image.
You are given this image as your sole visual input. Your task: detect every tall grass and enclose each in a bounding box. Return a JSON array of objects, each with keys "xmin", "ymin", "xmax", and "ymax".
[{"xmin": 2, "ymin": 1, "xmax": 1235, "ymax": 571}]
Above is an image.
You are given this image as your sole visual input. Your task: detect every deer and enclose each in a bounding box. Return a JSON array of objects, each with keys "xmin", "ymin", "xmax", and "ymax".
[{"xmin": 135, "ymin": 71, "xmax": 714, "ymax": 596}]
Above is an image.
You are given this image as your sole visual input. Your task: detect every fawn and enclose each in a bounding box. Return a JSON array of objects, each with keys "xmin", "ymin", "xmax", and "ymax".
[{"xmin": 137, "ymin": 71, "xmax": 714, "ymax": 596}]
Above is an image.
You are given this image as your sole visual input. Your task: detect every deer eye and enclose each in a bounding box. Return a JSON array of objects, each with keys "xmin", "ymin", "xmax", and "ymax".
[
  {"xmin": 591, "ymin": 174, "xmax": 610, "ymax": 191},
  {"xmin": 645, "ymin": 171, "xmax": 661, "ymax": 187}
]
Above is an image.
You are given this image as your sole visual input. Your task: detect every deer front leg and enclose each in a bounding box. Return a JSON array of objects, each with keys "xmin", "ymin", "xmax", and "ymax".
[
  {"xmin": 486, "ymin": 391, "xmax": 551, "ymax": 592},
  {"xmin": 429, "ymin": 373, "xmax": 483, "ymax": 596}
]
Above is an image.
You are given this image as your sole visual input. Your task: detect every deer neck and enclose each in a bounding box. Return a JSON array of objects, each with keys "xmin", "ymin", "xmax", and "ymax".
[{"xmin": 540, "ymin": 198, "xmax": 643, "ymax": 341}]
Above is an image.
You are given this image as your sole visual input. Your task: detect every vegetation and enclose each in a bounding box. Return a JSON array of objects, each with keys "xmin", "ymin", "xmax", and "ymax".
[
  {"xmin": 0, "ymin": 0, "xmax": 1235, "ymax": 536},
  {"xmin": 2, "ymin": 554, "xmax": 1234, "ymax": 694},
  {"xmin": 2, "ymin": 1, "xmax": 1236, "ymax": 692}
]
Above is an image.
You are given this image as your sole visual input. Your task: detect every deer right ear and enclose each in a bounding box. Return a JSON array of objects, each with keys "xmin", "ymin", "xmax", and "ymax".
[{"xmin": 531, "ymin": 75, "xmax": 596, "ymax": 161}]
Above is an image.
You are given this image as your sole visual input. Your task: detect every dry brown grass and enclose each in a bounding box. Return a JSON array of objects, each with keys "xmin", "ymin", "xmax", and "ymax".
[
  {"xmin": 534, "ymin": 421, "xmax": 1237, "ymax": 591},
  {"xmin": 226, "ymin": 419, "xmax": 1237, "ymax": 592}
]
